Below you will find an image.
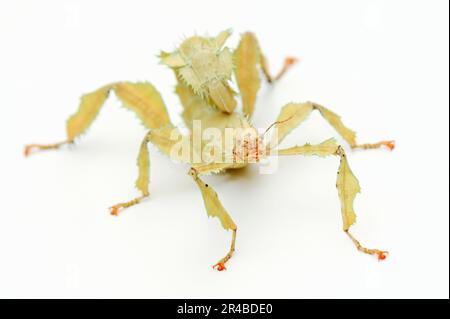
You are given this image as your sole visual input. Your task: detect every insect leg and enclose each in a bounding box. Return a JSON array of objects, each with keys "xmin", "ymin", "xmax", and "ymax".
[
  {"xmin": 24, "ymin": 84, "xmax": 112, "ymax": 156},
  {"xmin": 24, "ymin": 141, "xmax": 72, "ymax": 156},
  {"xmin": 276, "ymin": 139, "xmax": 388, "ymax": 260},
  {"xmin": 109, "ymin": 131, "xmax": 151, "ymax": 216},
  {"xmin": 267, "ymin": 102, "xmax": 395, "ymax": 151},
  {"xmin": 110, "ymin": 125, "xmax": 185, "ymax": 216},
  {"xmin": 312, "ymin": 103, "xmax": 395, "ymax": 151},
  {"xmin": 188, "ymin": 167, "xmax": 237, "ymax": 271},
  {"xmin": 25, "ymin": 82, "xmax": 173, "ymax": 156},
  {"xmin": 238, "ymin": 32, "xmax": 297, "ymax": 84},
  {"xmin": 234, "ymin": 32, "xmax": 297, "ymax": 117}
]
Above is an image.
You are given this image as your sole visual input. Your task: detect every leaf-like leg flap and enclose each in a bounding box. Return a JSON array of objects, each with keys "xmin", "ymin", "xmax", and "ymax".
[
  {"xmin": 234, "ymin": 32, "xmax": 297, "ymax": 117},
  {"xmin": 110, "ymin": 124, "xmax": 189, "ymax": 216},
  {"xmin": 189, "ymin": 168, "xmax": 236, "ymax": 231},
  {"xmin": 335, "ymin": 146, "xmax": 358, "ymax": 231},
  {"xmin": 312, "ymin": 103, "xmax": 395, "ymax": 151},
  {"xmin": 277, "ymin": 138, "xmax": 339, "ymax": 157},
  {"xmin": 234, "ymin": 32, "xmax": 296, "ymax": 117},
  {"xmin": 264, "ymin": 101, "xmax": 395, "ymax": 153},
  {"xmin": 25, "ymin": 81, "xmax": 174, "ymax": 156},
  {"xmin": 234, "ymin": 32, "xmax": 261, "ymax": 118},
  {"xmin": 189, "ymin": 168, "xmax": 237, "ymax": 271},
  {"xmin": 113, "ymin": 82, "xmax": 172, "ymax": 130},
  {"xmin": 277, "ymin": 141, "xmax": 388, "ymax": 260},
  {"xmin": 335, "ymin": 147, "xmax": 389, "ymax": 260},
  {"xmin": 25, "ymin": 84, "xmax": 112, "ymax": 156},
  {"xmin": 109, "ymin": 131, "xmax": 151, "ymax": 216},
  {"xmin": 135, "ymin": 132, "xmax": 151, "ymax": 197},
  {"xmin": 66, "ymin": 85, "xmax": 112, "ymax": 141}
]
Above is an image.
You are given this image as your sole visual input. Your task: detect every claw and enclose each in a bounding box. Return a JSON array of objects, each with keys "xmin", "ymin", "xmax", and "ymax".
[
  {"xmin": 109, "ymin": 206, "xmax": 120, "ymax": 216},
  {"xmin": 212, "ymin": 262, "xmax": 226, "ymax": 271},
  {"xmin": 382, "ymin": 140, "xmax": 396, "ymax": 151},
  {"xmin": 377, "ymin": 251, "xmax": 389, "ymax": 261}
]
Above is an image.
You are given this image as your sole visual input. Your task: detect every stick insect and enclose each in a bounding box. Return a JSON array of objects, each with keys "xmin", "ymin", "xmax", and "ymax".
[{"xmin": 25, "ymin": 30, "xmax": 394, "ymax": 271}]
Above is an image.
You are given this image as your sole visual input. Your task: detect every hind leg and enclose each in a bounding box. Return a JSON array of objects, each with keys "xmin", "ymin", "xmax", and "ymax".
[
  {"xmin": 24, "ymin": 141, "xmax": 71, "ymax": 156},
  {"xmin": 26, "ymin": 81, "xmax": 181, "ymax": 217},
  {"xmin": 24, "ymin": 84, "xmax": 111, "ymax": 156},
  {"xmin": 25, "ymin": 82, "xmax": 173, "ymax": 156},
  {"xmin": 109, "ymin": 130, "xmax": 151, "ymax": 215},
  {"xmin": 234, "ymin": 32, "xmax": 298, "ymax": 117}
]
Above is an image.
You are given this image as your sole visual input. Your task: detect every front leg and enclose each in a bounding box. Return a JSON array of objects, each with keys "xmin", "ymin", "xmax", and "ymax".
[
  {"xmin": 269, "ymin": 102, "xmax": 395, "ymax": 151},
  {"xmin": 188, "ymin": 167, "xmax": 237, "ymax": 271}
]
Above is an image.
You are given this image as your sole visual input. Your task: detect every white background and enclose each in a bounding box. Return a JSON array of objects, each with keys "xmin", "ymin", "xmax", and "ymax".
[{"xmin": 0, "ymin": 0, "xmax": 448, "ymax": 298}]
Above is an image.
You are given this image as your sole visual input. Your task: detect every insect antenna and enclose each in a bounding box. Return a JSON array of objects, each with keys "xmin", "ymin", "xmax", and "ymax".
[{"xmin": 261, "ymin": 115, "xmax": 294, "ymax": 141}]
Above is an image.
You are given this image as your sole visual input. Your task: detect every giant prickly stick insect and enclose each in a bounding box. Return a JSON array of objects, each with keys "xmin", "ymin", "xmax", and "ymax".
[{"xmin": 25, "ymin": 30, "xmax": 395, "ymax": 271}]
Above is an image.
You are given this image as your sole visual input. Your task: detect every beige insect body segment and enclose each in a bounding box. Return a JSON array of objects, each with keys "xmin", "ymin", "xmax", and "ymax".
[{"xmin": 25, "ymin": 29, "xmax": 394, "ymax": 270}]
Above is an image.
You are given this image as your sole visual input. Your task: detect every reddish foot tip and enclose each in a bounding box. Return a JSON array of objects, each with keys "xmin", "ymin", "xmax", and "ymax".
[
  {"xmin": 285, "ymin": 56, "xmax": 298, "ymax": 66},
  {"xmin": 109, "ymin": 206, "xmax": 119, "ymax": 216},
  {"xmin": 213, "ymin": 262, "xmax": 226, "ymax": 271},
  {"xmin": 377, "ymin": 251, "xmax": 388, "ymax": 261},
  {"xmin": 383, "ymin": 140, "xmax": 396, "ymax": 151},
  {"xmin": 24, "ymin": 145, "xmax": 32, "ymax": 157}
]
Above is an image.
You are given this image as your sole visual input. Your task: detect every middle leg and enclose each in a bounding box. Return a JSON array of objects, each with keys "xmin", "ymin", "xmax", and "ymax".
[
  {"xmin": 110, "ymin": 125, "xmax": 185, "ymax": 215},
  {"xmin": 109, "ymin": 130, "xmax": 151, "ymax": 215}
]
